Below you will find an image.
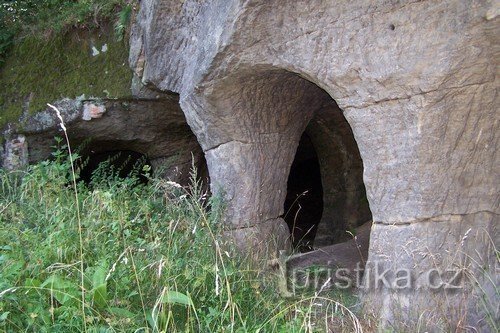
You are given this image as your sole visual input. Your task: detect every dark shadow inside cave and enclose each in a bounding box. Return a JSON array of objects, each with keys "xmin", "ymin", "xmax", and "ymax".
[
  {"xmin": 284, "ymin": 93, "xmax": 372, "ymax": 253},
  {"xmin": 78, "ymin": 150, "xmax": 152, "ymax": 185},
  {"xmin": 195, "ymin": 152, "xmax": 210, "ymax": 190},
  {"xmin": 284, "ymin": 133, "xmax": 324, "ymax": 252}
]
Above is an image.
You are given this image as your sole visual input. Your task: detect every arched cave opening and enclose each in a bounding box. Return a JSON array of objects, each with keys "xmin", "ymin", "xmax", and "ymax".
[
  {"xmin": 202, "ymin": 67, "xmax": 372, "ymax": 259},
  {"xmin": 78, "ymin": 150, "xmax": 152, "ymax": 185},
  {"xmin": 284, "ymin": 94, "xmax": 372, "ymax": 253},
  {"xmin": 284, "ymin": 133, "xmax": 323, "ymax": 252}
]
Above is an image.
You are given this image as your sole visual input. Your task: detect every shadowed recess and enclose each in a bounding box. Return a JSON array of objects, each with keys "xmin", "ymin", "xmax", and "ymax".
[
  {"xmin": 284, "ymin": 133, "xmax": 323, "ymax": 252},
  {"xmin": 78, "ymin": 150, "xmax": 151, "ymax": 185},
  {"xmin": 284, "ymin": 88, "xmax": 372, "ymax": 252}
]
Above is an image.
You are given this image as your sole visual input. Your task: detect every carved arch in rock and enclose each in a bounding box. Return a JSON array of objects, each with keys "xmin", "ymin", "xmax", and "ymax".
[
  {"xmin": 181, "ymin": 65, "xmax": 373, "ymax": 256},
  {"xmin": 286, "ymin": 100, "xmax": 372, "ymax": 251}
]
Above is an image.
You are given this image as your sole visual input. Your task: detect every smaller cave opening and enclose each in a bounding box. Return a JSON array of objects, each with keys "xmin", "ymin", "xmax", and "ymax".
[
  {"xmin": 77, "ymin": 150, "xmax": 152, "ymax": 185},
  {"xmin": 284, "ymin": 133, "xmax": 323, "ymax": 252}
]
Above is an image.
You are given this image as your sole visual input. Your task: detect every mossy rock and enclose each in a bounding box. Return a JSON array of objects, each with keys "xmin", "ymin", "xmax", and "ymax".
[{"xmin": 0, "ymin": 28, "xmax": 132, "ymax": 128}]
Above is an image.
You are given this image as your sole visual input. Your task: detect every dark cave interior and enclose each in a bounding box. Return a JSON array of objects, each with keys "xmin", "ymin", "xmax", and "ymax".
[{"xmin": 284, "ymin": 133, "xmax": 323, "ymax": 252}]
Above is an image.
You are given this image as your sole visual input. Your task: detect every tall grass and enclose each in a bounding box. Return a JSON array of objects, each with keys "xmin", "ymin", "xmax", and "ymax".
[
  {"xmin": 0, "ymin": 108, "xmax": 361, "ymax": 332},
  {"xmin": 0, "ymin": 154, "xmax": 361, "ymax": 332}
]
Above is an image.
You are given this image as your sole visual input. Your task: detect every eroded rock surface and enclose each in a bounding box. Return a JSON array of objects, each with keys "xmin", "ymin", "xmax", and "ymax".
[
  {"xmin": 130, "ymin": 0, "xmax": 499, "ymax": 330},
  {"xmin": 2, "ymin": 134, "xmax": 28, "ymax": 171}
]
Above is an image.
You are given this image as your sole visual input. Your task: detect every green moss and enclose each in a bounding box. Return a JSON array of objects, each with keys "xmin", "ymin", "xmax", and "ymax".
[{"xmin": 0, "ymin": 28, "xmax": 132, "ymax": 128}]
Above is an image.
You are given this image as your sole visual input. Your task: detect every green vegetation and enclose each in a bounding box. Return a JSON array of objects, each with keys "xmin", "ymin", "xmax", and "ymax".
[
  {"xmin": 0, "ymin": 0, "xmax": 130, "ymax": 65},
  {"xmin": 0, "ymin": 0, "xmax": 134, "ymax": 128},
  {"xmin": 0, "ymin": 143, "xmax": 361, "ymax": 332},
  {"xmin": 0, "ymin": 32, "xmax": 132, "ymax": 127}
]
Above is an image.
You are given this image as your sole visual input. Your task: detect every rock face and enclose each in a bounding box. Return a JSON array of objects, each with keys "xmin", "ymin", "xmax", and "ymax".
[
  {"xmin": 1, "ymin": 96, "xmax": 206, "ymax": 185},
  {"xmin": 129, "ymin": 0, "xmax": 499, "ymax": 331},
  {"xmin": 2, "ymin": 134, "xmax": 28, "ymax": 171}
]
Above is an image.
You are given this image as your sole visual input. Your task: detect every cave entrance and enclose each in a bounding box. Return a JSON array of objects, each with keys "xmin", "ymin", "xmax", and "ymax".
[
  {"xmin": 284, "ymin": 133, "xmax": 323, "ymax": 252},
  {"xmin": 284, "ymin": 97, "xmax": 372, "ymax": 253},
  {"xmin": 201, "ymin": 67, "xmax": 372, "ymax": 258},
  {"xmin": 78, "ymin": 150, "xmax": 152, "ymax": 185}
]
